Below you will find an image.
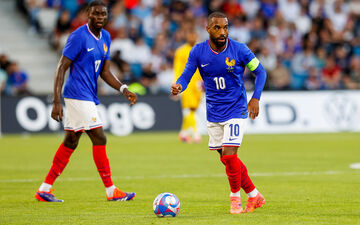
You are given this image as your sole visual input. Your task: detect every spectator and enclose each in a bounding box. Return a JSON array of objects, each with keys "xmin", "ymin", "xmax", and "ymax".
[
  {"xmin": 322, "ymin": 56, "xmax": 342, "ymax": 89},
  {"xmin": 305, "ymin": 67, "xmax": 324, "ymax": 90},
  {"xmin": 268, "ymin": 60, "xmax": 291, "ymax": 90},
  {"xmin": 258, "ymin": 47, "xmax": 277, "ymax": 72},
  {"xmin": 222, "ymin": 0, "xmax": 244, "ymax": 21},
  {"xmin": 291, "ymin": 46, "xmax": 317, "ymax": 89},
  {"xmin": 343, "ymin": 55, "xmax": 360, "ymax": 89},
  {"xmin": 50, "ymin": 10, "xmax": 71, "ymax": 50},
  {"xmin": 0, "ymin": 54, "xmax": 11, "ymax": 71},
  {"xmin": 6, "ymin": 62, "xmax": 31, "ymax": 96},
  {"xmin": 229, "ymin": 16, "xmax": 250, "ymax": 44},
  {"xmin": 70, "ymin": 5, "xmax": 87, "ymax": 31},
  {"xmin": 0, "ymin": 69, "xmax": 7, "ymax": 95},
  {"xmin": 242, "ymin": 0, "xmax": 260, "ymax": 20},
  {"xmin": 279, "ymin": 0, "xmax": 300, "ymax": 23}
]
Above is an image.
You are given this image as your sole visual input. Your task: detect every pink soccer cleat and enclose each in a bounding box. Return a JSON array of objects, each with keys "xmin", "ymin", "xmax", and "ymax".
[
  {"xmin": 230, "ymin": 196, "xmax": 244, "ymax": 214},
  {"xmin": 244, "ymin": 192, "xmax": 265, "ymax": 213}
]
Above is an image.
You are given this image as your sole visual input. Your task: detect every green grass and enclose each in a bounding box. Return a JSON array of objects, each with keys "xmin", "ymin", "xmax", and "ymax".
[{"xmin": 0, "ymin": 132, "xmax": 359, "ymax": 225}]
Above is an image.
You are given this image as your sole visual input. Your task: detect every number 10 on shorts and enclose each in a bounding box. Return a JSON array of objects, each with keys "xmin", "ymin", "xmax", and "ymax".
[{"xmin": 229, "ymin": 124, "xmax": 240, "ymax": 137}]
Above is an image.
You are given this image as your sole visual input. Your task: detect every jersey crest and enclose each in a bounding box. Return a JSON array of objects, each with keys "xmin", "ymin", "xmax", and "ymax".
[
  {"xmin": 225, "ymin": 57, "xmax": 235, "ymax": 72},
  {"xmin": 103, "ymin": 44, "xmax": 108, "ymax": 56}
]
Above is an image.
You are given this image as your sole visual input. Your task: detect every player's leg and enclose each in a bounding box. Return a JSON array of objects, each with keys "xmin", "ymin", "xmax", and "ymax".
[
  {"xmin": 35, "ymin": 131, "xmax": 82, "ymax": 202},
  {"xmin": 86, "ymin": 127, "xmax": 135, "ymax": 201},
  {"xmin": 221, "ymin": 118, "xmax": 265, "ymax": 213}
]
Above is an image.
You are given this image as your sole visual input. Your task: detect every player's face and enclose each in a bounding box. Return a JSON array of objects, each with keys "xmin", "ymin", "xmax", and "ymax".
[
  {"xmin": 207, "ymin": 17, "xmax": 228, "ymax": 48},
  {"xmin": 88, "ymin": 5, "xmax": 108, "ymax": 29}
]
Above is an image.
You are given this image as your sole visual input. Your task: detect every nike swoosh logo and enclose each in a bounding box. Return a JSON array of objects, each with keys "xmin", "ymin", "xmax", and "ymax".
[
  {"xmin": 201, "ymin": 63, "xmax": 209, "ymax": 67},
  {"xmin": 229, "ymin": 138, "xmax": 237, "ymax": 141},
  {"xmin": 87, "ymin": 48, "xmax": 95, "ymax": 52}
]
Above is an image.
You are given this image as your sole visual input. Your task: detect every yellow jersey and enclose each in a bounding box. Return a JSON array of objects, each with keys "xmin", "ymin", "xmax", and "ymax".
[{"xmin": 174, "ymin": 43, "xmax": 203, "ymax": 109}]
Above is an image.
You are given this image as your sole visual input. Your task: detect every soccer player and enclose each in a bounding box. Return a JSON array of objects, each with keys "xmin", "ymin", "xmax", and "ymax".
[
  {"xmin": 34, "ymin": 0, "xmax": 137, "ymax": 202},
  {"xmin": 171, "ymin": 12, "xmax": 266, "ymax": 214},
  {"xmin": 173, "ymin": 30, "xmax": 203, "ymax": 143}
]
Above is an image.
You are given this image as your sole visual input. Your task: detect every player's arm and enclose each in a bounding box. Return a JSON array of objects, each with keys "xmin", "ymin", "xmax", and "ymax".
[
  {"xmin": 51, "ymin": 55, "xmax": 72, "ymax": 122},
  {"xmin": 100, "ymin": 60, "xmax": 137, "ymax": 106},
  {"xmin": 171, "ymin": 47, "xmax": 198, "ymax": 95},
  {"xmin": 246, "ymin": 57, "xmax": 267, "ymax": 120}
]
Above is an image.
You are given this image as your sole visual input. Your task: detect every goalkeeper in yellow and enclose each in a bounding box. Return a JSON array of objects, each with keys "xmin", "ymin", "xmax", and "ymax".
[{"xmin": 173, "ymin": 30, "xmax": 203, "ymax": 143}]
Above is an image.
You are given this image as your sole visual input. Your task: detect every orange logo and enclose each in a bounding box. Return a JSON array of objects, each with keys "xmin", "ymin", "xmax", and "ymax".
[
  {"xmin": 92, "ymin": 117, "xmax": 97, "ymax": 122},
  {"xmin": 225, "ymin": 57, "xmax": 235, "ymax": 71},
  {"xmin": 103, "ymin": 44, "xmax": 108, "ymax": 55}
]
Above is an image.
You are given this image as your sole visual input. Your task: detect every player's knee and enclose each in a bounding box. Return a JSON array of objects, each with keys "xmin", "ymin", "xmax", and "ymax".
[
  {"xmin": 63, "ymin": 133, "xmax": 81, "ymax": 149},
  {"xmin": 92, "ymin": 134, "xmax": 106, "ymax": 146},
  {"xmin": 63, "ymin": 138, "xmax": 79, "ymax": 150}
]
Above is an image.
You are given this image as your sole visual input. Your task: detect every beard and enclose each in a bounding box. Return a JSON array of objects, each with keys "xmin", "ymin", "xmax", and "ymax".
[{"xmin": 210, "ymin": 35, "xmax": 227, "ymax": 48}]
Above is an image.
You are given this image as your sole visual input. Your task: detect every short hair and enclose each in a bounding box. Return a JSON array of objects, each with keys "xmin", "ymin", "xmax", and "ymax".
[
  {"xmin": 207, "ymin": 12, "xmax": 227, "ymax": 24},
  {"xmin": 87, "ymin": 0, "xmax": 106, "ymax": 11}
]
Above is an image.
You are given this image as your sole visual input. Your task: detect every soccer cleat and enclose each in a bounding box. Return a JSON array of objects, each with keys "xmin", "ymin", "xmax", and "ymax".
[
  {"xmin": 35, "ymin": 190, "xmax": 64, "ymax": 202},
  {"xmin": 244, "ymin": 192, "xmax": 265, "ymax": 213},
  {"xmin": 230, "ymin": 196, "xmax": 244, "ymax": 214},
  {"xmin": 107, "ymin": 188, "xmax": 136, "ymax": 201}
]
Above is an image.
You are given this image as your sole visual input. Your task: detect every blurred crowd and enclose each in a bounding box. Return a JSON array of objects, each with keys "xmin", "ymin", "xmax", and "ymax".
[
  {"xmin": 17, "ymin": 0, "xmax": 360, "ymax": 95},
  {"xmin": 0, "ymin": 53, "xmax": 31, "ymax": 96}
]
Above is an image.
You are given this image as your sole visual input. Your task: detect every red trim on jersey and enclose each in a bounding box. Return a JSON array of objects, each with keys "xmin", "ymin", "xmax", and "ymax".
[
  {"xmin": 208, "ymin": 39, "xmax": 229, "ymax": 55},
  {"xmin": 86, "ymin": 23, "xmax": 102, "ymax": 41}
]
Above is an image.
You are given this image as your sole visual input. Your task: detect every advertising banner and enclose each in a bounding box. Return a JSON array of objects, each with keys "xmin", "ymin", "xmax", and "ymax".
[
  {"xmin": 1, "ymin": 91, "xmax": 360, "ymax": 135},
  {"xmin": 196, "ymin": 90, "xmax": 360, "ymax": 134},
  {"xmin": 0, "ymin": 95, "xmax": 182, "ymax": 135}
]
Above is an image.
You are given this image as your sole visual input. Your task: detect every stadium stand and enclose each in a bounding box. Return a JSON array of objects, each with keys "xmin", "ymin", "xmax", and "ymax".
[
  {"xmin": 0, "ymin": 0, "xmax": 58, "ymax": 95},
  {"xmin": 5, "ymin": 0, "xmax": 360, "ymax": 95}
]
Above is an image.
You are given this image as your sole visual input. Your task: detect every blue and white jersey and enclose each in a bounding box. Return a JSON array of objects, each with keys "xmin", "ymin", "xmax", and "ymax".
[
  {"xmin": 176, "ymin": 38, "xmax": 266, "ymax": 123},
  {"xmin": 62, "ymin": 24, "xmax": 111, "ymax": 105}
]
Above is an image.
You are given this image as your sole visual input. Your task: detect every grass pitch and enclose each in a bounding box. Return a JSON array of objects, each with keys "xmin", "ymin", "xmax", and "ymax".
[{"xmin": 0, "ymin": 132, "xmax": 359, "ymax": 225}]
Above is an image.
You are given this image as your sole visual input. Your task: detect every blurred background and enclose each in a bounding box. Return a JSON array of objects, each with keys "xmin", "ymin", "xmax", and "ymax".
[{"xmin": 0, "ymin": 0, "xmax": 360, "ymax": 135}]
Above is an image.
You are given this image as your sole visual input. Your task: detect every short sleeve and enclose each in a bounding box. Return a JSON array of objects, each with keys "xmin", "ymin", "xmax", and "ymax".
[{"xmin": 62, "ymin": 31, "xmax": 82, "ymax": 61}]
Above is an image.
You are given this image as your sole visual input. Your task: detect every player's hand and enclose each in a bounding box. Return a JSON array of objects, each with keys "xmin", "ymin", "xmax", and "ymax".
[
  {"xmin": 51, "ymin": 102, "xmax": 63, "ymax": 122},
  {"xmin": 171, "ymin": 83, "xmax": 182, "ymax": 95},
  {"xmin": 123, "ymin": 89, "xmax": 137, "ymax": 106},
  {"xmin": 247, "ymin": 98, "xmax": 259, "ymax": 120}
]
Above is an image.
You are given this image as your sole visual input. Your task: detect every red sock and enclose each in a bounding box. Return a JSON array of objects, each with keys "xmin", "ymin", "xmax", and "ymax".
[
  {"xmin": 92, "ymin": 145, "xmax": 113, "ymax": 188},
  {"xmin": 221, "ymin": 155, "xmax": 241, "ymax": 193},
  {"xmin": 44, "ymin": 143, "xmax": 74, "ymax": 185},
  {"xmin": 239, "ymin": 159, "xmax": 255, "ymax": 193}
]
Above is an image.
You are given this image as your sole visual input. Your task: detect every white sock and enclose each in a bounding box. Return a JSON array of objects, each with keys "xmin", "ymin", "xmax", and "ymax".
[
  {"xmin": 247, "ymin": 188, "xmax": 259, "ymax": 198},
  {"xmin": 230, "ymin": 190, "xmax": 241, "ymax": 198},
  {"xmin": 39, "ymin": 183, "xmax": 52, "ymax": 192},
  {"xmin": 106, "ymin": 185, "xmax": 116, "ymax": 197}
]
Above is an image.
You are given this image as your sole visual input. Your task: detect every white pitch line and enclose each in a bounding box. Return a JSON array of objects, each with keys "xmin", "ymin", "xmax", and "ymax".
[{"xmin": 0, "ymin": 170, "xmax": 357, "ymax": 183}]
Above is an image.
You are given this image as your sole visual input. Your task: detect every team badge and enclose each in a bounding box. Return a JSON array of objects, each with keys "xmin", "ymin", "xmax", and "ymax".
[
  {"xmin": 225, "ymin": 57, "xmax": 235, "ymax": 71},
  {"xmin": 103, "ymin": 44, "xmax": 108, "ymax": 55},
  {"xmin": 92, "ymin": 117, "xmax": 97, "ymax": 122}
]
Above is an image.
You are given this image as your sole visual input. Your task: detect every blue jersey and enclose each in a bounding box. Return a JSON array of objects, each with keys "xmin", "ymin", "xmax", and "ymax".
[
  {"xmin": 176, "ymin": 38, "xmax": 266, "ymax": 123},
  {"xmin": 62, "ymin": 24, "xmax": 111, "ymax": 105}
]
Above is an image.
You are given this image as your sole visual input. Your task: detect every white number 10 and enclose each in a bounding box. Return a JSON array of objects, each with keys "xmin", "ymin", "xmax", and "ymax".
[{"xmin": 214, "ymin": 77, "xmax": 226, "ymax": 90}]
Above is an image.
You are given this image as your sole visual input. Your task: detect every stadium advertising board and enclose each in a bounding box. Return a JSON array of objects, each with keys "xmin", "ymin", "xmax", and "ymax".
[
  {"xmin": 1, "ymin": 90, "xmax": 360, "ymax": 135},
  {"xmin": 0, "ymin": 95, "xmax": 182, "ymax": 135},
  {"xmin": 196, "ymin": 90, "xmax": 360, "ymax": 134}
]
